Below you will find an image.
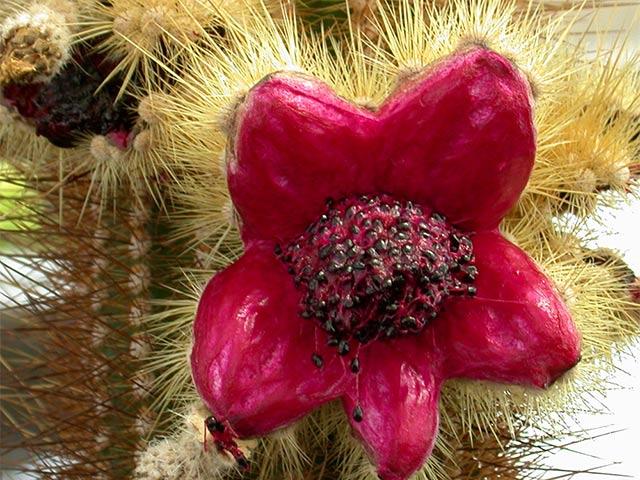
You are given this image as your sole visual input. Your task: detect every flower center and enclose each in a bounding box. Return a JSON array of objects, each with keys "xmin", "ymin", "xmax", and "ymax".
[{"xmin": 277, "ymin": 194, "xmax": 477, "ymax": 351}]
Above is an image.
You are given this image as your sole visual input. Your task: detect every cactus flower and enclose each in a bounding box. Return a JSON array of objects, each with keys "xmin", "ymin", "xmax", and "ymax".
[{"xmin": 191, "ymin": 47, "xmax": 581, "ymax": 480}]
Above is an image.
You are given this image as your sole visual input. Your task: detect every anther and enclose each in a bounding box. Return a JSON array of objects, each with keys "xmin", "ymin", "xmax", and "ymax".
[
  {"xmin": 205, "ymin": 416, "xmax": 225, "ymax": 433},
  {"xmin": 366, "ymin": 247, "xmax": 379, "ymax": 258},
  {"xmin": 319, "ymin": 244, "xmax": 332, "ymax": 259},
  {"xmin": 424, "ymin": 250, "xmax": 437, "ymax": 261},
  {"xmin": 374, "ymin": 239, "xmax": 388, "ymax": 252},
  {"xmin": 333, "ymin": 250, "xmax": 347, "ymax": 265},
  {"xmin": 386, "ymin": 303, "xmax": 399, "ymax": 312},
  {"xmin": 353, "ymin": 405, "xmax": 364, "ymax": 422},
  {"xmin": 437, "ymin": 264, "xmax": 449, "ymax": 275},
  {"xmin": 401, "ymin": 316, "xmax": 417, "ymax": 329},
  {"xmin": 338, "ymin": 340, "xmax": 350, "ymax": 356},
  {"xmin": 350, "ymin": 357, "xmax": 361, "ymax": 373},
  {"xmin": 312, "ymin": 353, "xmax": 324, "ymax": 368},
  {"xmin": 450, "ymin": 233, "xmax": 460, "ymax": 251},
  {"xmin": 464, "ymin": 265, "xmax": 478, "ymax": 281}
]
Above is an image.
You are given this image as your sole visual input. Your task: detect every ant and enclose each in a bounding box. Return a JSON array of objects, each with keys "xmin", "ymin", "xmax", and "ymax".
[{"xmin": 204, "ymin": 415, "xmax": 250, "ymax": 472}]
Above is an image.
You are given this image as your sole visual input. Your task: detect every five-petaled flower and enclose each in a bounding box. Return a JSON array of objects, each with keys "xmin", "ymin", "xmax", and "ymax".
[{"xmin": 191, "ymin": 47, "xmax": 581, "ymax": 480}]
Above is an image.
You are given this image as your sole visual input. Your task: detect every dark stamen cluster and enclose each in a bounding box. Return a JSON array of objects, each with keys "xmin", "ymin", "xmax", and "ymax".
[{"xmin": 277, "ymin": 194, "xmax": 477, "ymax": 353}]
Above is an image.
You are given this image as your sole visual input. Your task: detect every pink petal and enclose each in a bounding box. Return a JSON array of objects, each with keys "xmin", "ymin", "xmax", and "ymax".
[
  {"xmin": 229, "ymin": 73, "xmax": 381, "ymax": 244},
  {"xmin": 190, "ymin": 242, "xmax": 347, "ymax": 436},
  {"xmin": 434, "ymin": 231, "xmax": 581, "ymax": 388},
  {"xmin": 106, "ymin": 130, "xmax": 131, "ymax": 150},
  {"xmin": 342, "ymin": 338, "xmax": 443, "ymax": 480},
  {"xmin": 378, "ymin": 47, "xmax": 536, "ymax": 231}
]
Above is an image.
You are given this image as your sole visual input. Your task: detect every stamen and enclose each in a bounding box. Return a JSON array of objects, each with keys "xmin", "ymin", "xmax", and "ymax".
[
  {"xmin": 353, "ymin": 405, "xmax": 364, "ymax": 422},
  {"xmin": 277, "ymin": 194, "xmax": 477, "ymax": 365},
  {"xmin": 338, "ymin": 340, "xmax": 350, "ymax": 356},
  {"xmin": 350, "ymin": 357, "xmax": 360, "ymax": 373}
]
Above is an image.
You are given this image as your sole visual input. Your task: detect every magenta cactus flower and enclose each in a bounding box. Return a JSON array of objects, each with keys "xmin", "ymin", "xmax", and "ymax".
[{"xmin": 191, "ymin": 47, "xmax": 582, "ymax": 480}]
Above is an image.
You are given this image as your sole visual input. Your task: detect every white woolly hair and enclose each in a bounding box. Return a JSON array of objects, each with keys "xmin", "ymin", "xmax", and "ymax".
[
  {"xmin": 133, "ymin": 402, "xmax": 254, "ymax": 480},
  {"xmin": 1, "ymin": 1, "xmax": 74, "ymax": 81}
]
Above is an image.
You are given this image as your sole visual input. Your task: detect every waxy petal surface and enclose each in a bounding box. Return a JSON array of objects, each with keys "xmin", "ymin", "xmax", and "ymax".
[
  {"xmin": 229, "ymin": 73, "xmax": 381, "ymax": 244},
  {"xmin": 191, "ymin": 243, "xmax": 347, "ymax": 436},
  {"xmin": 342, "ymin": 338, "xmax": 443, "ymax": 480},
  {"xmin": 378, "ymin": 48, "xmax": 535, "ymax": 231},
  {"xmin": 230, "ymin": 48, "xmax": 534, "ymax": 244},
  {"xmin": 434, "ymin": 231, "xmax": 581, "ymax": 388}
]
